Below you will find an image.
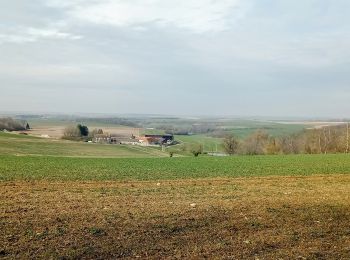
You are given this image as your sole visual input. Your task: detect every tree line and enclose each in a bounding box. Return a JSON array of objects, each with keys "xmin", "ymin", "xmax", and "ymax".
[
  {"xmin": 223, "ymin": 123, "xmax": 350, "ymax": 155},
  {"xmin": 62, "ymin": 124, "xmax": 89, "ymax": 140},
  {"xmin": 0, "ymin": 117, "xmax": 30, "ymax": 131}
]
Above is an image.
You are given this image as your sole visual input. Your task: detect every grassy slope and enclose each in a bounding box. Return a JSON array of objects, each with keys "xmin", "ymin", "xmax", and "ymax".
[
  {"xmin": 1, "ymin": 154, "xmax": 350, "ymax": 181},
  {"xmin": 0, "ymin": 132, "xmax": 167, "ymax": 158}
]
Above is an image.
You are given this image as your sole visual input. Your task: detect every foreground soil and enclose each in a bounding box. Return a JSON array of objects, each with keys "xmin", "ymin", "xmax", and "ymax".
[{"xmin": 1, "ymin": 175, "xmax": 350, "ymax": 259}]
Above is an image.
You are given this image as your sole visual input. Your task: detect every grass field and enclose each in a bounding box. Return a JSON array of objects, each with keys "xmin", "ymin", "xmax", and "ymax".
[
  {"xmin": 229, "ymin": 122, "xmax": 306, "ymax": 139},
  {"xmin": 0, "ymin": 132, "xmax": 166, "ymax": 158},
  {"xmin": 1, "ymin": 131, "xmax": 350, "ymax": 258},
  {"xmin": 174, "ymin": 134, "xmax": 224, "ymax": 152},
  {"xmin": 1, "ymin": 154, "xmax": 350, "ymax": 181}
]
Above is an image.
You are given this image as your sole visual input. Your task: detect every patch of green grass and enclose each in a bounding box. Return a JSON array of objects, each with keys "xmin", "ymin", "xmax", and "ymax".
[
  {"xmin": 226, "ymin": 121, "xmax": 306, "ymax": 139},
  {"xmin": 174, "ymin": 135, "xmax": 224, "ymax": 152},
  {"xmin": 0, "ymin": 132, "xmax": 41, "ymax": 139},
  {"xmin": 0, "ymin": 154, "xmax": 349, "ymax": 181}
]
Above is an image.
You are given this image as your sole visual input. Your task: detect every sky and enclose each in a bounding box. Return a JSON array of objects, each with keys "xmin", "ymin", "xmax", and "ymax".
[{"xmin": 0, "ymin": 0, "xmax": 349, "ymax": 118}]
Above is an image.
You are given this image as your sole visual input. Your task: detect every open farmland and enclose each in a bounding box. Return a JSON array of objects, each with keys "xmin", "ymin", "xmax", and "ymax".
[
  {"xmin": 1, "ymin": 163, "xmax": 350, "ymax": 259},
  {"xmin": 1, "ymin": 154, "xmax": 350, "ymax": 181},
  {"xmin": 173, "ymin": 134, "xmax": 224, "ymax": 153},
  {"xmin": 17, "ymin": 119, "xmax": 140, "ymax": 139},
  {"xmin": 0, "ymin": 132, "xmax": 167, "ymax": 158},
  {"xmin": 1, "ymin": 133, "xmax": 350, "ymax": 258},
  {"xmin": 3, "ymin": 0, "xmax": 350, "ymax": 258}
]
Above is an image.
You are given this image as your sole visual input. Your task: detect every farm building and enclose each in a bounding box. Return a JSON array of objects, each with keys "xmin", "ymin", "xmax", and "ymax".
[
  {"xmin": 93, "ymin": 133, "xmax": 141, "ymax": 145},
  {"xmin": 139, "ymin": 134, "xmax": 174, "ymax": 146},
  {"xmin": 93, "ymin": 134, "xmax": 121, "ymax": 144},
  {"xmin": 93, "ymin": 133, "xmax": 174, "ymax": 146}
]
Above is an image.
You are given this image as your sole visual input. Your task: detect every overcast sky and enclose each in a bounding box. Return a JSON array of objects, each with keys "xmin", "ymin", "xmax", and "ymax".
[{"xmin": 0, "ymin": 0, "xmax": 349, "ymax": 117}]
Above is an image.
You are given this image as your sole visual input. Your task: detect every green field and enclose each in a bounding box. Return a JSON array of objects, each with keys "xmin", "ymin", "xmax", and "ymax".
[
  {"xmin": 142, "ymin": 118, "xmax": 307, "ymax": 139},
  {"xmin": 165, "ymin": 134, "xmax": 224, "ymax": 155},
  {"xmin": 228, "ymin": 122, "xmax": 306, "ymax": 139},
  {"xmin": 1, "ymin": 154, "xmax": 349, "ymax": 181},
  {"xmin": 1, "ymin": 131, "xmax": 350, "ymax": 182},
  {"xmin": 0, "ymin": 132, "xmax": 166, "ymax": 158}
]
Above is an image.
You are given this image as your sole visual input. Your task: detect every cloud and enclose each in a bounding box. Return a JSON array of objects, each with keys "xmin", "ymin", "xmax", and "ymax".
[
  {"xmin": 0, "ymin": 0, "xmax": 349, "ymax": 116},
  {"xmin": 0, "ymin": 26, "xmax": 82, "ymax": 44},
  {"xmin": 46, "ymin": 0, "xmax": 246, "ymax": 33}
]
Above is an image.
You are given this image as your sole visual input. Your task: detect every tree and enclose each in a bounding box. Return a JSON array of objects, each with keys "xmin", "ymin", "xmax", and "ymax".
[
  {"xmin": 89, "ymin": 128, "xmax": 103, "ymax": 139},
  {"xmin": 223, "ymin": 134, "xmax": 239, "ymax": 155},
  {"xmin": 77, "ymin": 124, "xmax": 89, "ymax": 136},
  {"xmin": 190, "ymin": 144, "xmax": 203, "ymax": 157},
  {"xmin": 0, "ymin": 117, "xmax": 27, "ymax": 131},
  {"xmin": 63, "ymin": 124, "xmax": 89, "ymax": 140},
  {"xmin": 346, "ymin": 122, "xmax": 349, "ymax": 154},
  {"xmin": 63, "ymin": 126, "xmax": 81, "ymax": 139},
  {"xmin": 242, "ymin": 130, "xmax": 269, "ymax": 155},
  {"xmin": 279, "ymin": 134, "xmax": 300, "ymax": 154},
  {"xmin": 266, "ymin": 137, "xmax": 280, "ymax": 155}
]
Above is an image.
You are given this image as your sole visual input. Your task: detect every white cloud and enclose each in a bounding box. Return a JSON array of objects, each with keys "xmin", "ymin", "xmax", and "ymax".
[
  {"xmin": 47, "ymin": 0, "xmax": 246, "ymax": 33},
  {"xmin": 0, "ymin": 27, "xmax": 82, "ymax": 44},
  {"xmin": 1, "ymin": 0, "xmax": 350, "ymax": 116},
  {"xmin": 27, "ymin": 28, "xmax": 81, "ymax": 40}
]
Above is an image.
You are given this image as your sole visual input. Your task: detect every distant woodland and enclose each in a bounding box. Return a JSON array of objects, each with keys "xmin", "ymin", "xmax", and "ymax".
[
  {"xmin": 0, "ymin": 117, "xmax": 30, "ymax": 131},
  {"xmin": 224, "ymin": 124, "xmax": 350, "ymax": 155}
]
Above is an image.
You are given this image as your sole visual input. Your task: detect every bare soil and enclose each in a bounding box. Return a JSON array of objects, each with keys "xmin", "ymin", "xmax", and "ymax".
[{"xmin": 1, "ymin": 175, "xmax": 350, "ymax": 259}]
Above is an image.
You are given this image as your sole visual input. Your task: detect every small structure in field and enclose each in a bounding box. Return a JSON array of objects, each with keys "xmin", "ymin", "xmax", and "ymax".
[
  {"xmin": 93, "ymin": 132, "xmax": 175, "ymax": 147},
  {"xmin": 139, "ymin": 134, "xmax": 174, "ymax": 146},
  {"xmin": 93, "ymin": 134, "xmax": 121, "ymax": 144}
]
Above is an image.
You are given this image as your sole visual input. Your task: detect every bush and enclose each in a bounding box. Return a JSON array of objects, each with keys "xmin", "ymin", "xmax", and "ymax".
[
  {"xmin": 77, "ymin": 124, "xmax": 89, "ymax": 136},
  {"xmin": 192, "ymin": 151, "xmax": 200, "ymax": 157}
]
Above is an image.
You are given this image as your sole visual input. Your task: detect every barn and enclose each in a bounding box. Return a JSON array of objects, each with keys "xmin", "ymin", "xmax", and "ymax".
[{"xmin": 139, "ymin": 134, "xmax": 174, "ymax": 145}]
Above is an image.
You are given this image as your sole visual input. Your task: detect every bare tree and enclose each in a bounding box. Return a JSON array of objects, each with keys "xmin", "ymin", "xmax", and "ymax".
[
  {"xmin": 63, "ymin": 126, "xmax": 81, "ymax": 139},
  {"xmin": 242, "ymin": 130, "xmax": 269, "ymax": 155},
  {"xmin": 266, "ymin": 137, "xmax": 281, "ymax": 155},
  {"xmin": 320, "ymin": 127, "xmax": 332, "ymax": 154},
  {"xmin": 346, "ymin": 122, "xmax": 349, "ymax": 154},
  {"xmin": 223, "ymin": 134, "xmax": 239, "ymax": 155},
  {"xmin": 89, "ymin": 128, "xmax": 104, "ymax": 139}
]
